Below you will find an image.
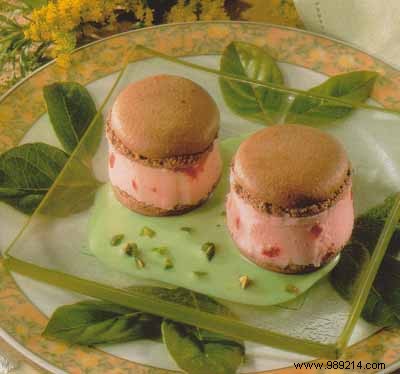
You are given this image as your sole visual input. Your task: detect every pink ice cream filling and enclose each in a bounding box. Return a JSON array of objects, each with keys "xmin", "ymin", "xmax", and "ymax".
[
  {"xmin": 108, "ymin": 141, "xmax": 222, "ymax": 211},
  {"xmin": 226, "ymin": 182, "xmax": 354, "ymax": 268}
]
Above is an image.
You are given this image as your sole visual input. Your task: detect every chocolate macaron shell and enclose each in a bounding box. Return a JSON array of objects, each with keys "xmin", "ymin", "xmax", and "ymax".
[
  {"xmin": 111, "ymin": 74, "xmax": 219, "ymax": 159},
  {"xmin": 233, "ymin": 125, "xmax": 351, "ymax": 211}
]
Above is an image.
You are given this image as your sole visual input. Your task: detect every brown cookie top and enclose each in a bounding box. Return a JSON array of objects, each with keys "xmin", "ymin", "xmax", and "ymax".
[
  {"xmin": 233, "ymin": 125, "xmax": 351, "ymax": 215},
  {"xmin": 110, "ymin": 74, "xmax": 219, "ymax": 159}
]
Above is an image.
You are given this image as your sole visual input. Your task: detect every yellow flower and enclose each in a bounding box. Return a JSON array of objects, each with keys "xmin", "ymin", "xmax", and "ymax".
[
  {"xmin": 24, "ymin": 25, "xmax": 37, "ymax": 40},
  {"xmin": 144, "ymin": 7, "xmax": 154, "ymax": 26},
  {"xmin": 70, "ymin": 0, "xmax": 83, "ymax": 22},
  {"xmin": 23, "ymin": 0, "xmax": 231, "ymax": 69},
  {"xmin": 199, "ymin": 0, "xmax": 228, "ymax": 21},
  {"xmin": 85, "ymin": 2, "xmax": 104, "ymax": 22},
  {"xmin": 57, "ymin": 0, "xmax": 76, "ymax": 29},
  {"xmin": 57, "ymin": 54, "xmax": 71, "ymax": 68},
  {"xmin": 27, "ymin": 8, "xmax": 47, "ymax": 40},
  {"xmin": 167, "ymin": 0, "xmax": 197, "ymax": 23},
  {"xmin": 45, "ymin": 2, "xmax": 58, "ymax": 25},
  {"xmin": 133, "ymin": 0, "xmax": 145, "ymax": 21},
  {"xmin": 57, "ymin": 0, "xmax": 69, "ymax": 18}
]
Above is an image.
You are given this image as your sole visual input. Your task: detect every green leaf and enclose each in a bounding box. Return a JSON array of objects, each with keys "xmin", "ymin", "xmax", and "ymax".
[
  {"xmin": 38, "ymin": 155, "xmax": 102, "ymax": 217},
  {"xmin": 351, "ymin": 194, "xmax": 400, "ymax": 259},
  {"xmin": 0, "ymin": 143, "xmax": 68, "ymax": 214},
  {"xmin": 0, "ymin": 2, "xmax": 26, "ymax": 12},
  {"xmin": 0, "ymin": 142, "xmax": 101, "ymax": 215},
  {"xmin": 143, "ymin": 287, "xmax": 245, "ymax": 374},
  {"xmin": 0, "ymin": 15, "xmax": 20, "ymax": 29},
  {"xmin": 286, "ymin": 71, "xmax": 379, "ymax": 124},
  {"xmin": 43, "ymin": 287, "xmax": 244, "ymax": 371},
  {"xmin": 162, "ymin": 321, "xmax": 244, "ymax": 374},
  {"xmin": 331, "ymin": 194, "xmax": 400, "ymax": 327},
  {"xmin": 20, "ymin": 0, "xmax": 47, "ymax": 9},
  {"xmin": 43, "ymin": 82, "xmax": 102, "ymax": 155},
  {"xmin": 219, "ymin": 41, "xmax": 286, "ymax": 125},
  {"xmin": 43, "ymin": 300, "xmax": 162, "ymax": 345}
]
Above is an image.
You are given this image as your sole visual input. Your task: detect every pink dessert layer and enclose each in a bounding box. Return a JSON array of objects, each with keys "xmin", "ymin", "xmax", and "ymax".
[
  {"xmin": 226, "ymin": 183, "xmax": 354, "ymax": 269},
  {"xmin": 108, "ymin": 141, "xmax": 222, "ymax": 210}
]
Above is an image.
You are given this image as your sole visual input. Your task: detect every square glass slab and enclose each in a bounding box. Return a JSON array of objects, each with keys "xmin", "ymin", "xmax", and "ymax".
[{"xmin": 4, "ymin": 44, "xmax": 400, "ymax": 359}]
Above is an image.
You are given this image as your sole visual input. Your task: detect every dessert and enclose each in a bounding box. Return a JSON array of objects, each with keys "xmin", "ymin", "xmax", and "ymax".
[
  {"xmin": 107, "ymin": 75, "xmax": 222, "ymax": 216},
  {"xmin": 226, "ymin": 125, "xmax": 354, "ymax": 273}
]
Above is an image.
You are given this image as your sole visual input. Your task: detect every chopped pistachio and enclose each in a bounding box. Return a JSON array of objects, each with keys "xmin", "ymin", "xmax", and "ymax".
[
  {"xmin": 220, "ymin": 211, "xmax": 226, "ymax": 216},
  {"xmin": 216, "ymin": 224, "xmax": 221, "ymax": 228},
  {"xmin": 140, "ymin": 226, "xmax": 156, "ymax": 238},
  {"xmin": 285, "ymin": 284, "xmax": 300, "ymax": 294},
  {"xmin": 239, "ymin": 275, "xmax": 251, "ymax": 289},
  {"xmin": 135, "ymin": 258, "xmax": 145, "ymax": 269},
  {"xmin": 193, "ymin": 271, "xmax": 208, "ymax": 277},
  {"xmin": 152, "ymin": 246, "xmax": 168, "ymax": 256},
  {"xmin": 110, "ymin": 234, "xmax": 124, "ymax": 246},
  {"xmin": 164, "ymin": 258, "xmax": 174, "ymax": 269},
  {"xmin": 132, "ymin": 248, "xmax": 141, "ymax": 258},
  {"xmin": 201, "ymin": 242, "xmax": 216, "ymax": 261},
  {"xmin": 180, "ymin": 227, "xmax": 194, "ymax": 234},
  {"xmin": 123, "ymin": 242, "xmax": 138, "ymax": 256}
]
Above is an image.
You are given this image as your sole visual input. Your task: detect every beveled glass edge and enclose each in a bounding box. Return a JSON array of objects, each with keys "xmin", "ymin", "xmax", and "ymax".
[
  {"xmin": 3, "ymin": 42, "xmax": 400, "ymax": 360},
  {"xmin": 135, "ymin": 44, "xmax": 400, "ymax": 117},
  {"xmin": 337, "ymin": 193, "xmax": 400, "ymax": 354},
  {"xmin": 3, "ymin": 256, "xmax": 338, "ymax": 358},
  {"xmin": 2, "ymin": 64, "xmax": 128, "ymax": 258}
]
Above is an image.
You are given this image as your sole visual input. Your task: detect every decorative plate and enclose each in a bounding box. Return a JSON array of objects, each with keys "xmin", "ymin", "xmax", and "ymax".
[{"xmin": 1, "ymin": 21, "xmax": 400, "ymax": 373}]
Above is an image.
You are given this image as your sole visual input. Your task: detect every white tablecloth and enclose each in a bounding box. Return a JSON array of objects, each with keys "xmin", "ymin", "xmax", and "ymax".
[{"xmin": 294, "ymin": 0, "xmax": 400, "ymax": 68}]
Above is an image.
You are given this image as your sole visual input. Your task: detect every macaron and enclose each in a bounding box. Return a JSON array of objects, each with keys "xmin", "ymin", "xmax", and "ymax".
[
  {"xmin": 226, "ymin": 125, "xmax": 354, "ymax": 273},
  {"xmin": 107, "ymin": 74, "xmax": 222, "ymax": 216}
]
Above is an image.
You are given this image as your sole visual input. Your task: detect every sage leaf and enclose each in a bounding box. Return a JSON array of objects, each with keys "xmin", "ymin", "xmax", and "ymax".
[
  {"xmin": 39, "ymin": 156, "xmax": 102, "ymax": 217},
  {"xmin": 0, "ymin": 81, "xmax": 103, "ymax": 215},
  {"xmin": 43, "ymin": 287, "xmax": 244, "ymax": 372},
  {"xmin": 286, "ymin": 71, "xmax": 379, "ymax": 124},
  {"xmin": 43, "ymin": 300, "xmax": 162, "ymax": 345},
  {"xmin": 20, "ymin": 0, "xmax": 47, "ymax": 9},
  {"xmin": 0, "ymin": 143, "xmax": 68, "ymax": 214},
  {"xmin": 0, "ymin": 142, "xmax": 101, "ymax": 215},
  {"xmin": 162, "ymin": 320, "xmax": 244, "ymax": 374},
  {"xmin": 219, "ymin": 41, "xmax": 286, "ymax": 124},
  {"xmin": 137, "ymin": 287, "xmax": 244, "ymax": 374},
  {"xmin": 43, "ymin": 82, "xmax": 102, "ymax": 155},
  {"xmin": 331, "ymin": 194, "xmax": 400, "ymax": 327}
]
